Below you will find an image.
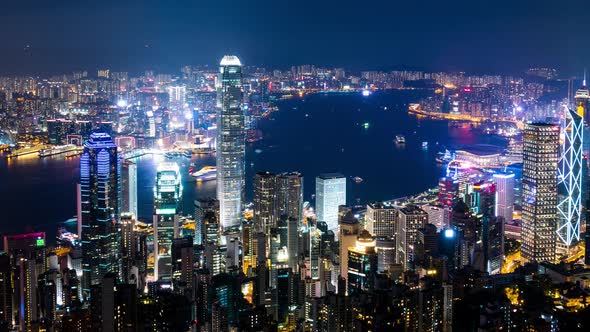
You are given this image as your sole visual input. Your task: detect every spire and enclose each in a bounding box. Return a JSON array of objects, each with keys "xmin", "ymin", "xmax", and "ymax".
[{"xmin": 584, "ymin": 68, "xmax": 587, "ymax": 87}]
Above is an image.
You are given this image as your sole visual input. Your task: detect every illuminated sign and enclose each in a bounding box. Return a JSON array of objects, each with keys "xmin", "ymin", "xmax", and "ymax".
[{"xmin": 36, "ymin": 238, "xmax": 45, "ymax": 247}]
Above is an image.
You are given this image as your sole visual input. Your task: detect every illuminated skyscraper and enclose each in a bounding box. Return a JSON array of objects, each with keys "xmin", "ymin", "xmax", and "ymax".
[
  {"xmin": 80, "ymin": 132, "xmax": 121, "ymax": 288},
  {"xmin": 121, "ymin": 160, "xmax": 138, "ymax": 218},
  {"xmin": 153, "ymin": 162, "xmax": 182, "ymax": 281},
  {"xmin": 276, "ymin": 172, "xmax": 304, "ymax": 222},
  {"xmin": 315, "ymin": 173, "xmax": 346, "ymax": 234},
  {"xmin": 493, "ymin": 173, "xmax": 515, "ymax": 224},
  {"xmin": 347, "ymin": 230, "xmax": 377, "ymax": 296},
  {"xmin": 522, "ymin": 123, "xmax": 559, "ymax": 262},
  {"xmin": 216, "ymin": 55, "xmax": 245, "ymax": 230},
  {"xmin": 253, "ymin": 172, "xmax": 277, "ymax": 233},
  {"xmin": 557, "ymin": 107, "xmax": 583, "ymax": 248}
]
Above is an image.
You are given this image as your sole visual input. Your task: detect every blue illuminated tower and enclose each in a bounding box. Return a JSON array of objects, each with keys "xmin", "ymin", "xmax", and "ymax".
[
  {"xmin": 216, "ymin": 55, "xmax": 245, "ymax": 230},
  {"xmin": 80, "ymin": 132, "xmax": 121, "ymax": 289},
  {"xmin": 557, "ymin": 107, "xmax": 584, "ymax": 248}
]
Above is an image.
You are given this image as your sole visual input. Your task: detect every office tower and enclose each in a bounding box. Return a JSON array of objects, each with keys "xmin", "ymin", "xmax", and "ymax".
[
  {"xmin": 493, "ymin": 173, "xmax": 515, "ymax": 224},
  {"xmin": 422, "ymin": 204, "xmax": 448, "ymax": 231},
  {"xmin": 375, "ymin": 238, "xmax": 396, "ymax": 273},
  {"xmin": 153, "ymin": 162, "xmax": 183, "ymax": 281},
  {"xmin": 18, "ymin": 258, "xmax": 38, "ymax": 331},
  {"xmin": 253, "ymin": 171, "xmax": 277, "ymax": 232},
  {"xmin": 276, "ymin": 172, "xmax": 304, "ymax": 222},
  {"xmin": 0, "ymin": 254, "xmax": 11, "ymax": 327},
  {"xmin": 308, "ymin": 223, "xmax": 323, "ymax": 279},
  {"xmin": 120, "ymin": 213, "xmax": 136, "ymax": 283},
  {"xmin": 396, "ymin": 205, "xmax": 428, "ymax": 270},
  {"xmin": 195, "ymin": 198, "xmax": 219, "ymax": 246},
  {"xmin": 575, "ymin": 77, "xmax": 590, "ymax": 124},
  {"xmin": 287, "ymin": 216, "xmax": 299, "ymax": 272},
  {"xmin": 339, "ymin": 208, "xmax": 360, "ymax": 292},
  {"xmin": 80, "ymin": 132, "xmax": 120, "ymax": 288},
  {"xmin": 557, "ymin": 107, "xmax": 583, "ymax": 248},
  {"xmin": 172, "ymin": 237, "xmax": 194, "ymax": 293},
  {"xmin": 365, "ymin": 202, "xmax": 397, "ymax": 238},
  {"xmin": 522, "ymin": 123, "xmax": 559, "ymax": 262},
  {"xmin": 315, "ymin": 173, "xmax": 346, "ymax": 233},
  {"xmin": 347, "ymin": 230, "xmax": 378, "ymax": 296},
  {"xmin": 121, "ymin": 160, "xmax": 138, "ymax": 218},
  {"xmin": 216, "ymin": 55, "xmax": 245, "ymax": 230}
]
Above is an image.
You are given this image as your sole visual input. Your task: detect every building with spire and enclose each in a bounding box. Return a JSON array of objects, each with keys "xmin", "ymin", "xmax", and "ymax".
[
  {"xmin": 80, "ymin": 132, "xmax": 121, "ymax": 289},
  {"xmin": 216, "ymin": 55, "xmax": 245, "ymax": 230}
]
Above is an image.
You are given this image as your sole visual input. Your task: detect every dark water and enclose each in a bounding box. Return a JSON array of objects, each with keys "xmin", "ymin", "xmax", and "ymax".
[{"xmin": 0, "ymin": 90, "xmax": 506, "ymax": 240}]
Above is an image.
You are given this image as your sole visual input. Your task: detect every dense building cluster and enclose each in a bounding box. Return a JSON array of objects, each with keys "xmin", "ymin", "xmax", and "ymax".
[{"xmin": 2, "ymin": 58, "xmax": 590, "ymax": 332}]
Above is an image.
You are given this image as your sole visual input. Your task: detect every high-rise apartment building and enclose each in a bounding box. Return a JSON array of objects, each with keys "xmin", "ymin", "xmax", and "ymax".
[
  {"xmin": 521, "ymin": 123, "xmax": 559, "ymax": 262},
  {"xmin": 315, "ymin": 174, "xmax": 346, "ymax": 233},
  {"xmin": 217, "ymin": 55, "xmax": 245, "ymax": 230}
]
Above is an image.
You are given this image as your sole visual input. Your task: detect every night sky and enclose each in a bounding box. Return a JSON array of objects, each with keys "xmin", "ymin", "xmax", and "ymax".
[{"xmin": 0, "ymin": 0, "xmax": 588, "ymax": 75}]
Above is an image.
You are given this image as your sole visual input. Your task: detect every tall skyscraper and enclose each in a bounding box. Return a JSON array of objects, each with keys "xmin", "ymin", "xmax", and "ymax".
[
  {"xmin": 253, "ymin": 172, "xmax": 277, "ymax": 233},
  {"xmin": 315, "ymin": 173, "xmax": 346, "ymax": 233},
  {"xmin": 276, "ymin": 172, "xmax": 304, "ymax": 222},
  {"xmin": 216, "ymin": 55, "xmax": 245, "ymax": 230},
  {"xmin": 493, "ymin": 173, "xmax": 515, "ymax": 224},
  {"xmin": 153, "ymin": 162, "xmax": 182, "ymax": 281},
  {"xmin": 557, "ymin": 107, "xmax": 584, "ymax": 248},
  {"xmin": 80, "ymin": 132, "xmax": 120, "ymax": 288},
  {"xmin": 522, "ymin": 123, "xmax": 559, "ymax": 262},
  {"xmin": 121, "ymin": 160, "xmax": 138, "ymax": 218}
]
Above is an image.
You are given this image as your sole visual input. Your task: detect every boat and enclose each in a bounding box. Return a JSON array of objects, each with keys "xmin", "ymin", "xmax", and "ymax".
[
  {"xmin": 246, "ymin": 129, "xmax": 263, "ymax": 143},
  {"xmin": 352, "ymin": 176, "xmax": 363, "ymax": 184},
  {"xmin": 395, "ymin": 135, "xmax": 406, "ymax": 144},
  {"xmin": 39, "ymin": 144, "xmax": 80, "ymax": 157},
  {"xmin": 422, "ymin": 141, "xmax": 429, "ymax": 149},
  {"xmin": 191, "ymin": 166, "xmax": 217, "ymax": 181}
]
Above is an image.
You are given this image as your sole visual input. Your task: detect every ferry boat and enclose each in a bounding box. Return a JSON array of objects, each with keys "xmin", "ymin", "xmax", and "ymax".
[
  {"xmin": 395, "ymin": 135, "xmax": 406, "ymax": 144},
  {"xmin": 191, "ymin": 166, "xmax": 217, "ymax": 181},
  {"xmin": 39, "ymin": 144, "xmax": 79, "ymax": 157}
]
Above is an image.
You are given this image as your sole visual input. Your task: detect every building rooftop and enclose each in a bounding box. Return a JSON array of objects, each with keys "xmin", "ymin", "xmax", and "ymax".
[{"xmin": 220, "ymin": 55, "xmax": 242, "ymax": 67}]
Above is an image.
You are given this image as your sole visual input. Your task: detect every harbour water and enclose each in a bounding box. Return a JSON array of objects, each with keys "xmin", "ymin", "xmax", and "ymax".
[{"xmin": 0, "ymin": 90, "xmax": 507, "ymax": 239}]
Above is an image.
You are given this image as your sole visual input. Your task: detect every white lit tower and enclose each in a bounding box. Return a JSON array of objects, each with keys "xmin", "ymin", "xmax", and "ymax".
[
  {"xmin": 522, "ymin": 123, "xmax": 559, "ymax": 263},
  {"xmin": 153, "ymin": 162, "xmax": 183, "ymax": 281},
  {"xmin": 557, "ymin": 106, "xmax": 584, "ymax": 250},
  {"xmin": 216, "ymin": 55, "xmax": 245, "ymax": 230}
]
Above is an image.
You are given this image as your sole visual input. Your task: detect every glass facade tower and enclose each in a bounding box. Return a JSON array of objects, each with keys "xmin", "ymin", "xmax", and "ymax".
[
  {"xmin": 216, "ymin": 55, "xmax": 245, "ymax": 229},
  {"xmin": 557, "ymin": 107, "xmax": 583, "ymax": 247},
  {"xmin": 153, "ymin": 162, "xmax": 182, "ymax": 281},
  {"xmin": 80, "ymin": 132, "xmax": 121, "ymax": 289},
  {"xmin": 521, "ymin": 123, "xmax": 559, "ymax": 262},
  {"xmin": 315, "ymin": 173, "xmax": 346, "ymax": 233}
]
